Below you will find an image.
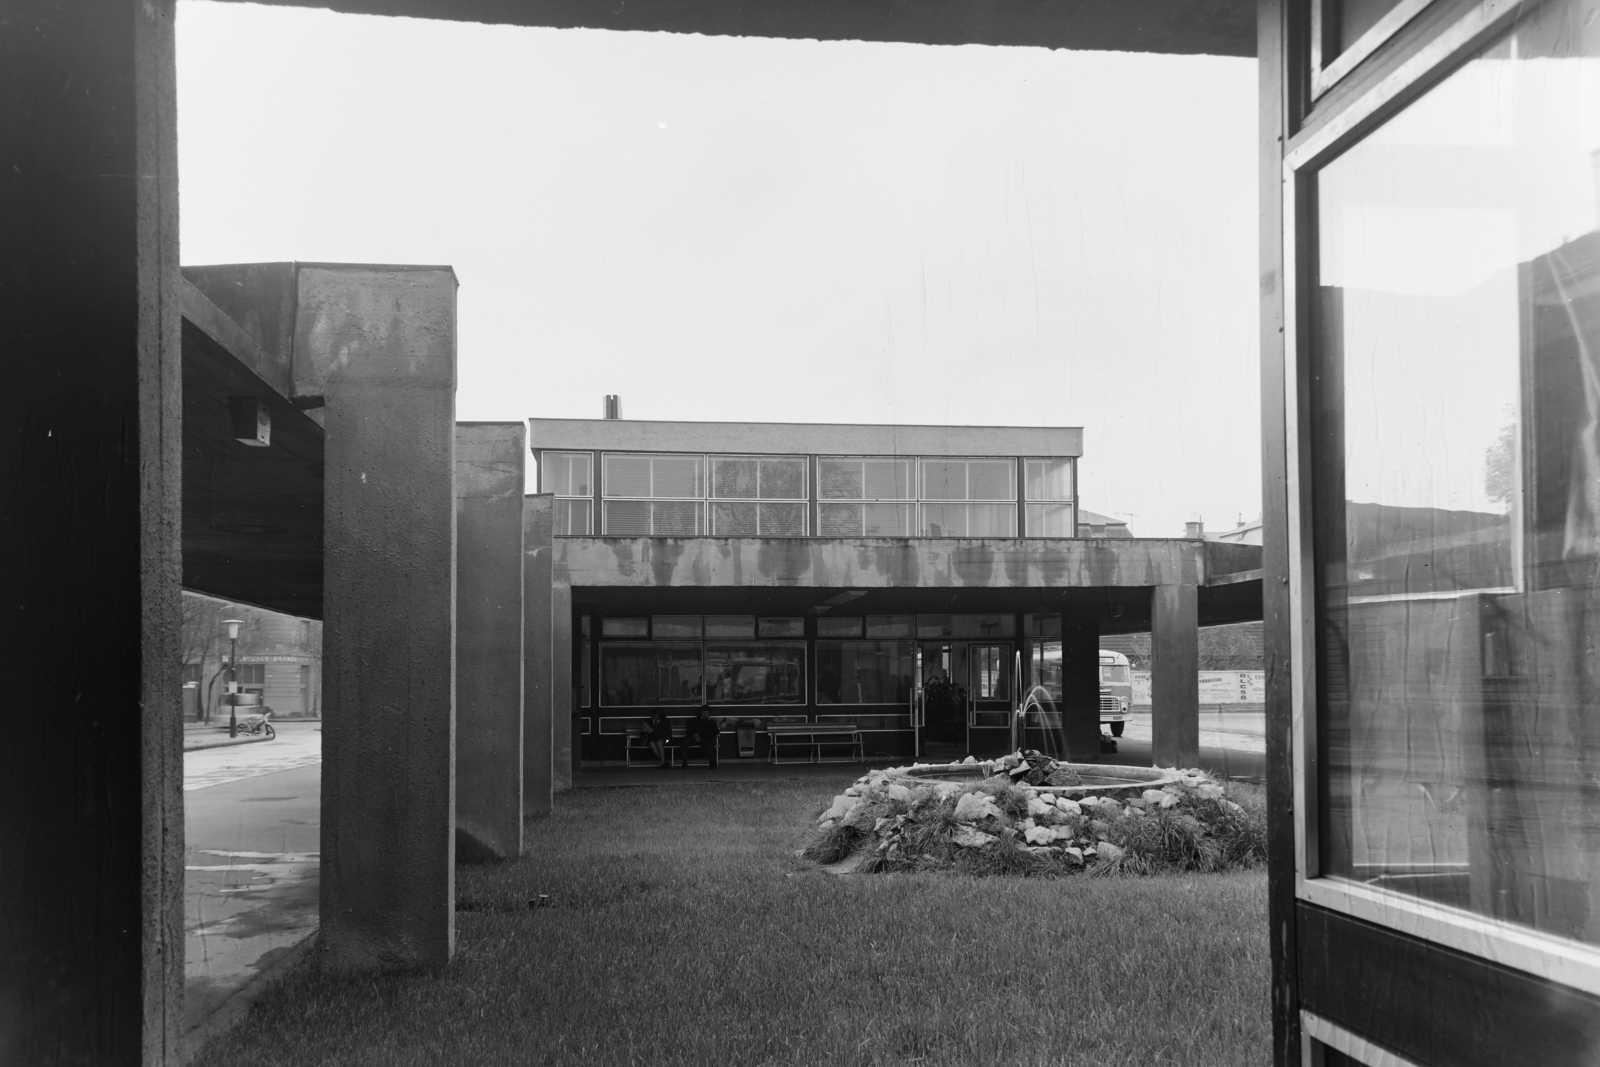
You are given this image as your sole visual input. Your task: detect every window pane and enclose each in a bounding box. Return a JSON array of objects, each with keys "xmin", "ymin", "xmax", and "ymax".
[
  {"xmin": 819, "ymin": 457, "xmax": 914, "ymax": 500},
  {"xmin": 710, "ymin": 456, "xmax": 759, "ymax": 499},
  {"xmin": 650, "ymin": 501, "xmax": 702, "ymax": 536},
  {"xmin": 815, "ymin": 640, "xmax": 916, "ymax": 705},
  {"xmin": 972, "ymin": 645, "xmax": 1010, "ymax": 700},
  {"xmin": 553, "ymin": 498, "xmax": 592, "ymax": 536},
  {"xmin": 711, "ymin": 501, "xmax": 758, "ymax": 536},
  {"xmin": 1026, "ymin": 458, "xmax": 1073, "ymax": 502},
  {"xmin": 863, "ymin": 459, "xmax": 915, "ymax": 500},
  {"xmin": 921, "ymin": 459, "xmax": 967, "ymax": 500},
  {"xmin": 705, "ymin": 642, "xmax": 805, "ymax": 704},
  {"xmin": 543, "ymin": 451, "xmax": 592, "ymax": 496},
  {"xmin": 863, "ymin": 503, "xmax": 913, "ymax": 536},
  {"xmin": 819, "ymin": 502, "xmax": 863, "ymax": 535},
  {"xmin": 652, "ymin": 616, "xmax": 702, "ymax": 638},
  {"xmin": 580, "ymin": 639, "xmax": 591, "ymax": 707},
  {"xmin": 758, "ymin": 617, "xmax": 804, "ymax": 637},
  {"xmin": 758, "ymin": 502, "xmax": 807, "ymax": 536},
  {"xmin": 760, "ymin": 457, "xmax": 806, "ymax": 499},
  {"xmin": 598, "ymin": 642, "xmax": 703, "ymax": 706},
  {"xmin": 968, "ymin": 503, "xmax": 1017, "ymax": 537},
  {"xmin": 604, "ymin": 453, "xmax": 702, "ymax": 499},
  {"xmin": 967, "ymin": 460, "xmax": 1016, "ymax": 501},
  {"xmin": 816, "ymin": 617, "xmax": 863, "ymax": 638},
  {"xmin": 601, "ymin": 618, "xmax": 648, "ymax": 638},
  {"xmin": 865, "ymin": 615, "xmax": 915, "ymax": 638},
  {"xmin": 921, "ymin": 502, "xmax": 967, "ymax": 536},
  {"xmin": 1314, "ymin": 3, "xmax": 1600, "ymax": 942},
  {"xmin": 1030, "ymin": 640, "xmax": 1063, "ymax": 701},
  {"xmin": 705, "ymin": 616, "xmax": 755, "ymax": 639},
  {"xmin": 602, "ymin": 500, "xmax": 650, "ymax": 535},
  {"xmin": 1027, "ymin": 503, "xmax": 1074, "ymax": 537}
]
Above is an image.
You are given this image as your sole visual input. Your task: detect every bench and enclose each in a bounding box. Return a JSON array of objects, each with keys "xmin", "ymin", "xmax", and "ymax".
[
  {"xmin": 624, "ymin": 723, "xmax": 720, "ymax": 767},
  {"xmin": 767, "ymin": 721, "xmax": 864, "ymax": 765}
]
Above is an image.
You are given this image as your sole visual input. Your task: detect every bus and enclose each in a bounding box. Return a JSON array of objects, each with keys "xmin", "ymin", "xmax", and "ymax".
[{"xmin": 1099, "ymin": 649, "xmax": 1132, "ymax": 737}]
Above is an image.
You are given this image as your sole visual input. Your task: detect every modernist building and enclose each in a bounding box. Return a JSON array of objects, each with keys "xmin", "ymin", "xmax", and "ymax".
[{"xmin": 531, "ymin": 415, "xmax": 1264, "ymax": 766}]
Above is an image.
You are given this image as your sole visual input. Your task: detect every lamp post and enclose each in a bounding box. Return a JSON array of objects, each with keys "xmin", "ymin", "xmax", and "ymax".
[{"xmin": 224, "ymin": 618, "xmax": 243, "ymax": 738}]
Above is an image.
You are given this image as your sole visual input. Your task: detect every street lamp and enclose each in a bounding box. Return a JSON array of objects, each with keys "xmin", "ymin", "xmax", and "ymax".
[{"xmin": 223, "ymin": 618, "xmax": 243, "ymax": 738}]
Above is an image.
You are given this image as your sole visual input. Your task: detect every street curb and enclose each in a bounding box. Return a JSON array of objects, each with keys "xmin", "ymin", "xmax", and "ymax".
[
  {"xmin": 181, "ymin": 931, "xmax": 317, "ymax": 1062},
  {"xmin": 183, "ymin": 733, "xmax": 271, "ymax": 753}
]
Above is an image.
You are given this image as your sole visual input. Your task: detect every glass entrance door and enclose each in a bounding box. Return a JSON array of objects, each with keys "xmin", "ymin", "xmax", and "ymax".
[
  {"xmin": 967, "ymin": 643, "xmax": 1013, "ymax": 757},
  {"xmin": 918, "ymin": 643, "xmax": 965, "ymax": 762}
]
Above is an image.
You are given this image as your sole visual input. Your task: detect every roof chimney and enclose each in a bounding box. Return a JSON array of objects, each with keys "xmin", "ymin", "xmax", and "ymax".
[
  {"xmin": 603, "ymin": 395, "xmax": 622, "ymax": 420},
  {"xmin": 1185, "ymin": 520, "xmax": 1205, "ymax": 539}
]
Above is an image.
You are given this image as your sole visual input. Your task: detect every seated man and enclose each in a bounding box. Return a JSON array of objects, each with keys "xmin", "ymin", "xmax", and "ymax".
[
  {"xmin": 644, "ymin": 708, "xmax": 673, "ymax": 768},
  {"xmin": 683, "ymin": 707, "xmax": 720, "ymax": 768}
]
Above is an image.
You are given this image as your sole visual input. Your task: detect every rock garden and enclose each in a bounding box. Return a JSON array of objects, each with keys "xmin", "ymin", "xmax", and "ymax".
[{"xmin": 804, "ymin": 750, "xmax": 1267, "ymax": 876}]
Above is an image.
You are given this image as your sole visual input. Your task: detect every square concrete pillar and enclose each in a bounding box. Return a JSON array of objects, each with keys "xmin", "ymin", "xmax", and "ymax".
[
  {"xmin": 296, "ymin": 266, "xmax": 458, "ymax": 969},
  {"xmin": 1151, "ymin": 582, "xmax": 1200, "ymax": 768},
  {"xmin": 552, "ymin": 583, "xmax": 574, "ymax": 791},
  {"xmin": 1061, "ymin": 617, "xmax": 1103, "ymax": 762},
  {"xmin": 3, "ymin": 3, "xmax": 185, "ymax": 1062},
  {"xmin": 523, "ymin": 495, "xmax": 554, "ymax": 816},
  {"xmin": 454, "ymin": 423, "xmax": 525, "ymax": 861}
]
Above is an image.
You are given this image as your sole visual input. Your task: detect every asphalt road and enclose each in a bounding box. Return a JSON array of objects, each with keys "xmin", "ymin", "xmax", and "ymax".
[{"xmin": 184, "ymin": 723, "xmax": 321, "ymax": 1032}]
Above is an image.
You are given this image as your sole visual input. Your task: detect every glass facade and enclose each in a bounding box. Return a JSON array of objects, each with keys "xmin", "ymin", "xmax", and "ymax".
[
  {"xmin": 1312, "ymin": 3, "xmax": 1600, "ymax": 939},
  {"xmin": 543, "ymin": 449, "xmax": 1076, "ymax": 538},
  {"xmin": 594, "ymin": 616, "xmax": 806, "ymax": 708}
]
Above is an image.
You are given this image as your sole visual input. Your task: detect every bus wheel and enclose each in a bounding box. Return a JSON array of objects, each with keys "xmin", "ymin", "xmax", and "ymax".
[{"xmin": 1111, "ymin": 721, "xmax": 1125, "ymax": 738}]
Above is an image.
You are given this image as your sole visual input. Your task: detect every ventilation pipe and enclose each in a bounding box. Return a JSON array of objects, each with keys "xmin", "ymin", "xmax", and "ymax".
[{"xmin": 603, "ymin": 395, "xmax": 622, "ymax": 420}]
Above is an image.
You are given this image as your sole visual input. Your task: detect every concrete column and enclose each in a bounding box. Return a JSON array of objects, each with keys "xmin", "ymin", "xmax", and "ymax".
[
  {"xmin": 1060, "ymin": 617, "xmax": 1103, "ymax": 762},
  {"xmin": 2, "ymin": 3, "xmax": 185, "ymax": 1062},
  {"xmin": 296, "ymin": 266, "xmax": 458, "ymax": 969},
  {"xmin": 523, "ymin": 495, "xmax": 554, "ymax": 816},
  {"xmin": 454, "ymin": 423, "xmax": 525, "ymax": 861},
  {"xmin": 552, "ymin": 582, "xmax": 575, "ymax": 790},
  {"xmin": 1151, "ymin": 582, "xmax": 1200, "ymax": 768}
]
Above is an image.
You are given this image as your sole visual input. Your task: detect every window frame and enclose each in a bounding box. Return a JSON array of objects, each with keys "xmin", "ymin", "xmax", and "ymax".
[
  {"xmin": 1282, "ymin": 0, "xmax": 1600, "ymax": 995},
  {"xmin": 541, "ymin": 450, "xmax": 596, "ymax": 536}
]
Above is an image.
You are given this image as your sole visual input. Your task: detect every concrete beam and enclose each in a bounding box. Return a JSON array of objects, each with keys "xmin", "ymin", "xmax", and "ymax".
[
  {"xmin": 454, "ymin": 424, "xmax": 526, "ymax": 861},
  {"xmin": 530, "ymin": 418, "xmax": 1082, "ymax": 458},
  {"xmin": 307, "ymin": 266, "xmax": 458, "ymax": 969},
  {"xmin": 523, "ymin": 495, "xmax": 555, "ymax": 816},
  {"xmin": 2, "ymin": 2, "xmax": 185, "ymax": 1062},
  {"xmin": 559, "ymin": 537, "xmax": 1204, "ymax": 590},
  {"xmin": 1150, "ymin": 583, "xmax": 1200, "ymax": 768}
]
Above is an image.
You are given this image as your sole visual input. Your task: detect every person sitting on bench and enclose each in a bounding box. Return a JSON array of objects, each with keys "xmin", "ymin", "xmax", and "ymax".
[
  {"xmin": 644, "ymin": 709, "xmax": 673, "ymax": 768},
  {"xmin": 683, "ymin": 707, "xmax": 720, "ymax": 768}
]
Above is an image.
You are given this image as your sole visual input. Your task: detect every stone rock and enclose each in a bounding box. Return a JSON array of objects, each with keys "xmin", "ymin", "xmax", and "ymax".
[
  {"xmin": 1026, "ymin": 795, "xmax": 1055, "ymax": 817},
  {"xmin": 1097, "ymin": 842, "xmax": 1127, "ymax": 862},
  {"xmin": 1063, "ymin": 846, "xmax": 1085, "ymax": 864},
  {"xmin": 953, "ymin": 826, "xmax": 997, "ymax": 848},
  {"xmin": 1019, "ymin": 818, "xmax": 1037, "ymax": 832},
  {"xmin": 962, "ymin": 755, "xmax": 979, "ymax": 764},
  {"xmin": 1142, "ymin": 789, "xmax": 1168, "ymax": 806},
  {"xmin": 953, "ymin": 793, "xmax": 1003, "ymax": 823},
  {"xmin": 821, "ymin": 795, "xmax": 855, "ymax": 822},
  {"xmin": 1024, "ymin": 825, "xmax": 1055, "ymax": 845},
  {"xmin": 1198, "ymin": 783, "xmax": 1225, "ymax": 799},
  {"xmin": 1078, "ymin": 795, "xmax": 1103, "ymax": 809},
  {"xmin": 886, "ymin": 783, "xmax": 914, "ymax": 803},
  {"xmin": 1056, "ymin": 798, "xmax": 1082, "ymax": 816},
  {"xmin": 1158, "ymin": 792, "xmax": 1180, "ymax": 810}
]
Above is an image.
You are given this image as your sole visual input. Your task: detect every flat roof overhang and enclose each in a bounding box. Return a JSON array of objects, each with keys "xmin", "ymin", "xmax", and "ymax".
[
  {"xmin": 215, "ymin": 0, "xmax": 1255, "ymax": 57},
  {"xmin": 561, "ymin": 536, "xmax": 1263, "ymax": 633},
  {"xmin": 531, "ymin": 419, "xmax": 1083, "ymax": 458}
]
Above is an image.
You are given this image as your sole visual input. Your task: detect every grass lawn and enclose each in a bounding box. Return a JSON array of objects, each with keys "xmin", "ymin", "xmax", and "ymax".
[{"xmin": 194, "ymin": 778, "xmax": 1270, "ymax": 1067}]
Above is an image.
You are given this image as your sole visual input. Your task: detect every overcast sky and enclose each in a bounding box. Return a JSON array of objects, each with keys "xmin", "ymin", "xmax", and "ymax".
[{"xmin": 177, "ymin": 2, "xmax": 1260, "ymax": 536}]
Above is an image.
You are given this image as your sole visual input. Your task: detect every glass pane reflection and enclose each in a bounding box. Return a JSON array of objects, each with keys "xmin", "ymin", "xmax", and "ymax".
[{"xmin": 1315, "ymin": 1, "xmax": 1600, "ymax": 940}]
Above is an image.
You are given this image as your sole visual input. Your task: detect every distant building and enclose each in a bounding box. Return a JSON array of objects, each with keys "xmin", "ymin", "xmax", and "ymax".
[
  {"xmin": 1076, "ymin": 508, "xmax": 1134, "ymax": 538},
  {"xmin": 182, "ymin": 592, "xmax": 322, "ymax": 720}
]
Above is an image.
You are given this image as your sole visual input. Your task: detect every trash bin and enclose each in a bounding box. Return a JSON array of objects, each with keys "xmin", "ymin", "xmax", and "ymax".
[{"xmin": 736, "ymin": 719, "xmax": 757, "ymax": 759}]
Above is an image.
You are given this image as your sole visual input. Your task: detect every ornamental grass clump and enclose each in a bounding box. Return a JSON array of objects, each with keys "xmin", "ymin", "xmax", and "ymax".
[{"xmin": 807, "ymin": 761, "xmax": 1267, "ymax": 878}]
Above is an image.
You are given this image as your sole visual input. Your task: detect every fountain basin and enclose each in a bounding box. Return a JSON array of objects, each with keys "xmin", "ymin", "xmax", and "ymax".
[{"xmin": 895, "ymin": 761, "xmax": 1186, "ymax": 799}]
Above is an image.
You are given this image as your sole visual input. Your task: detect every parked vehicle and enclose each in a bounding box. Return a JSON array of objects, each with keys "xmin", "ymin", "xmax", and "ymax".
[{"xmin": 1099, "ymin": 649, "xmax": 1132, "ymax": 737}]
